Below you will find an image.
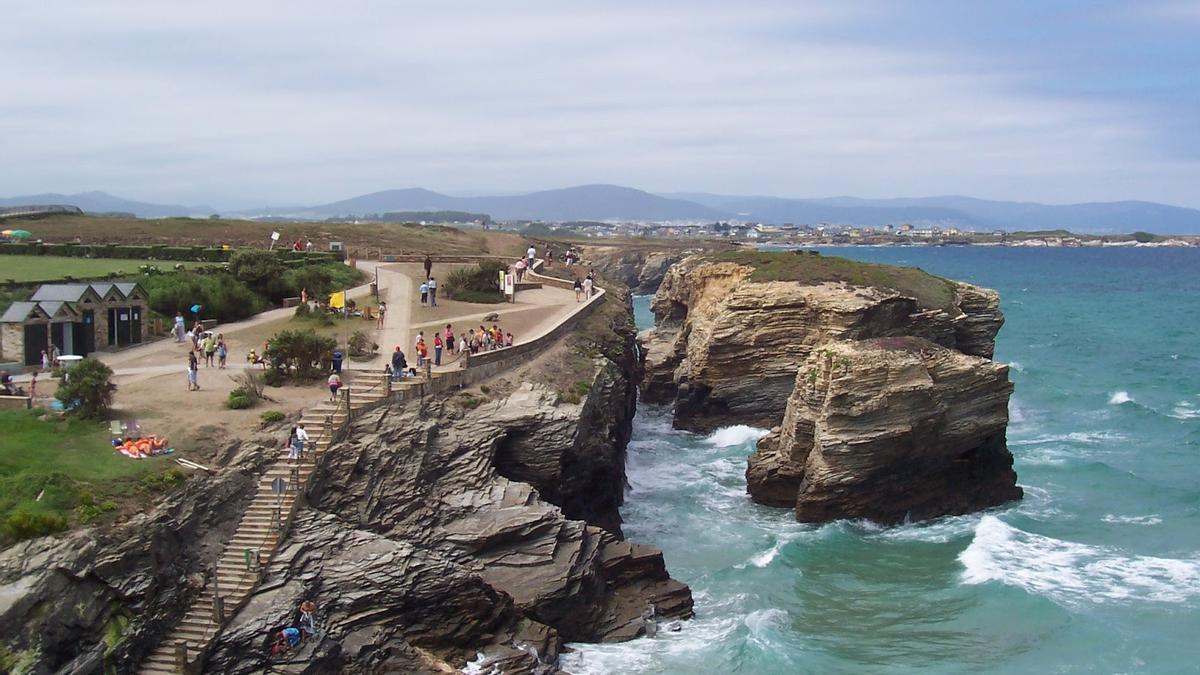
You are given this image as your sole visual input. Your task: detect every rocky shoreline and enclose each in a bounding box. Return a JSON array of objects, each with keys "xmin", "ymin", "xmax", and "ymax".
[{"xmin": 0, "ymin": 291, "xmax": 692, "ymax": 674}]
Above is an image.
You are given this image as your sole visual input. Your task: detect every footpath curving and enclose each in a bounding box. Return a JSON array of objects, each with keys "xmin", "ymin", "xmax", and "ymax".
[{"xmin": 136, "ymin": 260, "xmax": 605, "ymax": 674}]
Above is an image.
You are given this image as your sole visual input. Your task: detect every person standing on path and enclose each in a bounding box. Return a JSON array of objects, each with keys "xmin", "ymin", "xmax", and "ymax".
[
  {"xmin": 526, "ymin": 244, "xmax": 536, "ymax": 268},
  {"xmin": 433, "ymin": 333, "xmax": 443, "ymax": 366},
  {"xmin": 28, "ymin": 372, "xmax": 37, "ymax": 399},
  {"xmin": 377, "ymin": 301, "xmax": 387, "ymax": 329},
  {"xmin": 427, "ymin": 276, "xmax": 438, "ymax": 307},
  {"xmin": 202, "ymin": 333, "xmax": 216, "ymax": 367},
  {"xmin": 444, "ymin": 324, "xmax": 455, "ymax": 354},
  {"xmin": 41, "ymin": 349, "xmax": 50, "ymax": 371},
  {"xmin": 515, "ymin": 257, "xmax": 527, "ymax": 282},
  {"xmin": 573, "ymin": 277, "xmax": 583, "ymax": 302},
  {"xmin": 187, "ymin": 351, "xmax": 199, "ymax": 391},
  {"xmin": 583, "ymin": 276, "xmax": 594, "ymax": 299},
  {"xmin": 216, "ymin": 334, "xmax": 228, "ymax": 369},
  {"xmin": 327, "ymin": 371, "xmax": 342, "ymax": 402},
  {"xmin": 419, "ymin": 280, "xmax": 428, "ymax": 306},
  {"xmin": 173, "ymin": 312, "xmax": 185, "ymax": 342},
  {"xmin": 391, "ymin": 346, "xmax": 405, "ymax": 380},
  {"xmin": 423, "ymin": 255, "xmax": 433, "ymax": 279}
]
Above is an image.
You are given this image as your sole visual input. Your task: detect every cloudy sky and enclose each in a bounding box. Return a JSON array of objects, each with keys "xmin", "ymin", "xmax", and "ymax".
[{"xmin": 2, "ymin": 1, "xmax": 1198, "ymax": 208}]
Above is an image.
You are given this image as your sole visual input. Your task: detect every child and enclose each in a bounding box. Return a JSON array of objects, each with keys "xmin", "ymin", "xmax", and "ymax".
[{"xmin": 216, "ymin": 335, "xmax": 228, "ymax": 369}]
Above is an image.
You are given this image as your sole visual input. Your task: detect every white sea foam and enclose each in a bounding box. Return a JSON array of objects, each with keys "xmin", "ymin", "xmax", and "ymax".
[
  {"xmin": 872, "ymin": 514, "xmax": 982, "ymax": 543},
  {"xmin": 1008, "ymin": 361, "xmax": 1025, "ymax": 373},
  {"xmin": 959, "ymin": 516, "xmax": 1200, "ymax": 605},
  {"xmin": 704, "ymin": 424, "xmax": 770, "ymax": 447},
  {"xmin": 1010, "ymin": 431, "xmax": 1123, "ymax": 446},
  {"xmin": 1108, "ymin": 390, "xmax": 1134, "ymax": 405},
  {"xmin": 1102, "ymin": 514, "xmax": 1163, "ymax": 526},
  {"xmin": 459, "ymin": 652, "xmax": 499, "ymax": 675},
  {"xmin": 1170, "ymin": 401, "xmax": 1200, "ymax": 420}
]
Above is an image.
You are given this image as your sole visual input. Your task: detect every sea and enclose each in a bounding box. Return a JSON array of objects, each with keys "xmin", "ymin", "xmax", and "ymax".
[{"xmin": 561, "ymin": 246, "xmax": 1200, "ymax": 674}]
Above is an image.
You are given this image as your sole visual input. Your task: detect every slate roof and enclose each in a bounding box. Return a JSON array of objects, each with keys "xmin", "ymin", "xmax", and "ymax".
[
  {"xmin": 0, "ymin": 301, "xmax": 42, "ymax": 323},
  {"xmin": 30, "ymin": 283, "xmax": 97, "ymax": 302}
]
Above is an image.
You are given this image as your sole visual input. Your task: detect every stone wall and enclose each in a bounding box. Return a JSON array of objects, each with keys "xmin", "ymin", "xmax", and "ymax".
[
  {"xmin": 0, "ymin": 322, "xmax": 23, "ymax": 363},
  {"xmin": 0, "ymin": 395, "xmax": 31, "ymax": 409}
]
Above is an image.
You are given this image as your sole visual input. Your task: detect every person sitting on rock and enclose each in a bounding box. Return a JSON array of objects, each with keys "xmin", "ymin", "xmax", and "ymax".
[{"xmin": 270, "ymin": 627, "xmax": 302, "ymax": 656}]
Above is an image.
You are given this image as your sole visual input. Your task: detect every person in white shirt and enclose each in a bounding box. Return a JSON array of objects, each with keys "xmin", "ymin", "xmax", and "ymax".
[
  {"xmin": 526, "ymin": 245, "xmax": 536, "ymax": 266},
  {"xmin": 291, "ymin": 424, "xmax": 310, "ymax": 463}
]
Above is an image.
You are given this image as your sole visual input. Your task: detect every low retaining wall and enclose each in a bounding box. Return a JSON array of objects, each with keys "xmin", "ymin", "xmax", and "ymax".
[{"xmin": 0, "ymin": 395, "xmax": 32, "ymax": 410}]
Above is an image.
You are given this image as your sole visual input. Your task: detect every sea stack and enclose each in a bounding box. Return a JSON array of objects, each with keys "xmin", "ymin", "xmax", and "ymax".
[{"xmin": 642, "ymin": 250, "xmax": 1021, "ymax": 523}]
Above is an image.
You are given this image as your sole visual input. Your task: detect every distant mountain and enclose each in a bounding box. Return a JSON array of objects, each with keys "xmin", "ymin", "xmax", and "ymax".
[
  {"xmin": 292, "ymin": 184, "xmax": 724, "ymax": 222},
  {"xmin": 665, "ymin": 192, "xmax": 1200, "ymax": 234},
  {"xmin": 0, "ymin": 191, "xmax": 213, "ymax": 218}
]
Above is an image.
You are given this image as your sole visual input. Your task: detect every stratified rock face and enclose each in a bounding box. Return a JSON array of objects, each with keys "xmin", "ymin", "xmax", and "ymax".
[
  {"xmin": 0, "ymin": 437, "xmax": 274, "ymax": 674},
  {"xmin": 642, "ymin": 256, "xmax": 1004, "ymax": 432},
  {"xmin": 588, "ymin": 250, "xmax": 685, "ymax": 294},
  {"xmin": 208, "ymin": 388, "xmax": 693, "ymax": 674},
  {"xmin": 747, "ymin": 338, "xmax": 1022, "ymax": 523}
]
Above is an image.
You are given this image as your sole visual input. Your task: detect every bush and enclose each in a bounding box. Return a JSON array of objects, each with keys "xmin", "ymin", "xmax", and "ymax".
[
  {"xmin": 226, "ymin": 387, "xmax": 254, "ymax": 409},
  {"xmin": 260, "ymin": 410, "xmax": 286, "ymax": 424},
  {"xmin": 137, "ymin": 469, "xmax": 187, "ymax": 494},
  {"xmin": 444, "ymin": 260, "xmax": 508, "ymax": 303},
  {"xmin": 261, "ymin": 367, "xmax": 287, "ymax": 387},
  {"xmin": 348, "ymin": 330, "xmax": 378, "ymax": 358},
  {"xmin": 55, "ymin": 358, "xmax": 116, "ymax": 420},
  {"xmin": 3, "ymin": 509, "xmax": 68, "ymax": 540},
  {"xmin": 141, "ymin": 271, "xmax": 265, "ymax": 323},
  {"xmin": 267, "ymin": 329, "xmax": 337, "ymax": 380}
]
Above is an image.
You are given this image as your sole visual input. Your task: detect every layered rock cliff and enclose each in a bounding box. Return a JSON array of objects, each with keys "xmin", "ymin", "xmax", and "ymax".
[
  {"xmin": 642, "ymin": 252, "xmax": 1003, "ymax": 432},
  {"xmin": 747, "ymin": 338, "xmax": 1022, "ymax": 523},
  {"xmin": 586, "ymin": 249, "xmax": 685, "ymax": 294},
  {"xmin": 641, "ymin": 250, "xmax": 1020, "ymax": 524}
]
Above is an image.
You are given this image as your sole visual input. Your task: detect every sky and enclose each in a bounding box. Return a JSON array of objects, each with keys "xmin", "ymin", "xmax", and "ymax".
[{"xmin": 1, "ymin": 0, "xmax": 1198, "ymax": 209}]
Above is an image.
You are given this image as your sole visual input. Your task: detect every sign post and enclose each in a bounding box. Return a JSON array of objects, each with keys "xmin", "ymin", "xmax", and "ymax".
[
  {"xmin": 504, "ymin": 273, "xmax": 515, "ymax": 302},
  {"xmin": 268, "ymin": 231, "xmax": 280, "ymax": 251}
]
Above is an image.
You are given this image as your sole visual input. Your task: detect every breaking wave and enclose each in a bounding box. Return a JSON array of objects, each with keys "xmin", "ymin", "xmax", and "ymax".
[
  {"xmin": 959, "ymin": 516, "xmax": 1200, "ymax": 605},
  {"xmin": 1108, "ymin": 391, "xmax": 1134, "ymax": 405},
  {"xmin": 704, "ymin": 425, "xmax": 770, "ymax": 447}
]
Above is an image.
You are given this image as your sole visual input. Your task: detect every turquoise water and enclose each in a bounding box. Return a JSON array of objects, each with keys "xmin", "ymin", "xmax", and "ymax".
[{"xmin": 563, "ymin": 247, "xmax": 1200, "ymax": 674}]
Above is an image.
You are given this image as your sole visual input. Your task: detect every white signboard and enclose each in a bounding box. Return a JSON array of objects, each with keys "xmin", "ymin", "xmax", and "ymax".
[
  {"xmin": 270, "ymin": 231, "xmax": 281, "ymax": 241},
  {"xmin": 504, "ymin": 273, "xmax": 515, "ymax": 296}
]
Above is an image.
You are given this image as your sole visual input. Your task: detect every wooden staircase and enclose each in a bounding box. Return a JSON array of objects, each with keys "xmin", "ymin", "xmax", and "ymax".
[{"xmin": 137, "ymin": 377, "xmax": 395, "ymax": 674}]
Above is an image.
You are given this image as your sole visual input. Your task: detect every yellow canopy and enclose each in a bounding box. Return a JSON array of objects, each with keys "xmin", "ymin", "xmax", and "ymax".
[{"xmin": 329, "ymin": 291, "xmax": 346, "ymax": 309}]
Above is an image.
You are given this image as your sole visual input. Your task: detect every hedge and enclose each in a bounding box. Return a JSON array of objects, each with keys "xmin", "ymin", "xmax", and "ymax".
[{"xmin": 0, "ymin": 242, "xmax": 344, "ymax": 264}]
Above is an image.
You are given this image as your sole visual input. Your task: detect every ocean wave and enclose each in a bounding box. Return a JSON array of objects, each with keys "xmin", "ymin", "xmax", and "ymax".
[
  {"xmin": 868, "ymin": 514, "xmax": 983, "ymax": 543},
  {"xmin": 1008, "ymin": 361, "xmax": 1025, "ymax": 373},
  {"xmin": 1101, "ymin": 514, "xmax": 1163, "ymax": 526},
  {"xmin": 1171, "ymin": 401, "xmax": 1200, "ymax": 420},
  {"xmin": 959, "ymin": 516, "xmax": 1200, "ymax": 605},
  {"xmin": 1010, "ymin": 431, "xmax": 1123, "ymax": 447},
  {"xmin": 704, "ymin": 425, "xmax": 770, "ymax": 447},
  {"xmin": 1108, "ymin": 391, "xmax": 1134, "ymax": 405}
]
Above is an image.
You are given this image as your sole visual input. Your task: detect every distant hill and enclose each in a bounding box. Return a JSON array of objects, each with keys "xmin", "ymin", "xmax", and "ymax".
[
  {"xmin": 0, "ymin": 191, "xmax": 213, "ymax": 218},
  {"xmin": 3, "ymin": 186, "xmax": 1198, "ymax": 233},
  {"xmin": 667, "ymin": 192, "xmax": 1200, "ymax": 234},
  {"xmin": 293, "ymin": 184, "xmax": 725, "ymax": 222}
]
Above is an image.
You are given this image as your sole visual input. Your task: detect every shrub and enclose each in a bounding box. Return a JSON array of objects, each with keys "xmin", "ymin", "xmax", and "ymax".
[
  {"xmin": 137, "ymin": 469, "xmax": 187, "ymax": 494},
  {"xmin": 141, "ymin": 271, "xmax": 264, "ymax": 323},
  {"xmin": 444, "ymin": 261, "xmax": 508, "ymax": 303},
  {"xmin": 267, "ymin": 329, "xmax": 337, "ymax": 380},
  {"xmin": 260, "ymin": 410, "xmax": 286, "ymax": 424},
  {"xmin": 348, "ymin": 330, "xmax": 378, "ymax": 357},
  {"xmin": 3, "ymin": 509, "xmax": 68, "ymax": 540},
  {"xmin": 55, "ymin": 358, "xmax": 116, "ymax": 419},
  {"xmin": 261, "ymin": 367, "xmax": 287, "ymax": 387},
  {"xmin": 226, "ymin": 387, "xmax": 254, "ymax": 409}
]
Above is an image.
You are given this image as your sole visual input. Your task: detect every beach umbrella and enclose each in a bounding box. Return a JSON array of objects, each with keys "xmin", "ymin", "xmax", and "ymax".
[
  {"xmin": 8, "ymin": 229, "xmax": 32, "ymax": 239},
  {"xmin": 190, "ymin": 304, "xmax": 203, "ymax": 316},
  {"xmin": 0, "ymin": 229, "xmax": 12, "ymax": 236}
]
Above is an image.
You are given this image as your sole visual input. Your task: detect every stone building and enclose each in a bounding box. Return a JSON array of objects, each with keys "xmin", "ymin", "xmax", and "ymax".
[{"xmin": 0, "ymin": 282, "xmax": 148, "ymax": 366}]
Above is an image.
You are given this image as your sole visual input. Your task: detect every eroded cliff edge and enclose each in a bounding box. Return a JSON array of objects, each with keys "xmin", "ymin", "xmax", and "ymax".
[
  {"xmin": 641, "ymin": 250, "xmax": 1021, "ymax": 524},
  {"xmin": 0, "ymin": 290, "xmax": 692, "ymax": 674}
]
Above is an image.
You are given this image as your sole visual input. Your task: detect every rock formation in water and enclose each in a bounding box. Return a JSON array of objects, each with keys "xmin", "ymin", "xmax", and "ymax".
[
  {"xmin": 747, "ymin": 338, "xmax": 1022, "ymax": 523},
  {"xmin": 641, "ymin": 251, "xmax": 1020, "ymax": 523},
  {"xmin": 642, "ymin": 253, "xmax": 1003, "ymax": 432}
]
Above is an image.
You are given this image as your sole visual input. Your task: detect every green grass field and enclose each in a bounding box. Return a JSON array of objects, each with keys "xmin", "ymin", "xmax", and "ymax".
[
  {"xmin": 0, "ymin": 254, "xmax": 207, "ymax": 283},
  {"xmin": 0, "ymin": 409, "xmax": 178, "ymax": 542}
]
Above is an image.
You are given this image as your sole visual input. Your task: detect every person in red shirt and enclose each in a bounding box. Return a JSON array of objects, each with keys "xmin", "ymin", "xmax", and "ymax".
[{"xmin": 433, "ymin": 333, "xmax": 444, "ymax": 366}]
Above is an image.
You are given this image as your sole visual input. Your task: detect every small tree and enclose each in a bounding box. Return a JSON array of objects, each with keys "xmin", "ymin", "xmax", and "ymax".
[
  {"xmin": 55, "ymin": 358, "xmax": 116, "ymax": 419},
  {"xmin": 267, "ymin": 329, "xmax": 337, "ymax": 380}
]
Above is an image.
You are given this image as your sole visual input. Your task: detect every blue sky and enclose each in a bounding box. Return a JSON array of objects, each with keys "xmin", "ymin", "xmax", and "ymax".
[{"xmin": 1, "ymin": 1, "xmax": 1197, "ymax": 208}]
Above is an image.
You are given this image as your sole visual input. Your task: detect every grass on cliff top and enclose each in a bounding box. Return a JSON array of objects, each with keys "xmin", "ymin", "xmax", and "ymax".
[
  {"xmin": 0, "ymin": 409, "xmax": 178, "ymax": 544},
  {"xmin": 709, "ymin": 250, "xmax": 960, "ymax": 312},
  {"xmin": 0, "ymin": 254, "xmax": 208, "ymax": 283}
]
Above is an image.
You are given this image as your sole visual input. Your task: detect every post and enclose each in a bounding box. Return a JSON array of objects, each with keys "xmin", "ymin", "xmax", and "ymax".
[
  {"xmin": 424, "ymin": 359, "xmax": 431, "ymax": 381},
  {"xmin": 174, "ymin": 640, "xmax": 188, "ymax": 670},
  {"xmin": 213, "ymin": 594, "xmax": 225, "ymax": 624},
  {"xmin": 343, "ymin": 387, "xmax": 352, "ymax": 422},
  {"xmin": 383, "ymin": 372, "xmax": 391, "ymax": 396},
  {"xmin": 289, "ymin": 464, "xmax": 299, "ymax": 488}
]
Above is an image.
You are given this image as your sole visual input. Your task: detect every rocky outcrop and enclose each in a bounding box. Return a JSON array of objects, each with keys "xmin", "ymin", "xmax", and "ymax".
[
  {"xmin": 642, "ymin": 255, "xmax": 1004, "ymax": 432},
  {"xmin": 747, "ymin": 338, "xmax": 1022, "ymax": 522},
  {"xmin": 0, "ymin": 436, "xmax": 275, "ymax": 674},
  {"xmin": 207, "ymin": 387, "xmax": 693, "ymax": 674},
  {"xmin": 586, "ymin": 249, "xmax": 686, "ymax": 294}
]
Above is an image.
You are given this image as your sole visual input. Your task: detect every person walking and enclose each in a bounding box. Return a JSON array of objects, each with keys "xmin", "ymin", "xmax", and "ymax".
[
  {"xmin": 28, "ymin": 371, "xmax": 37, "ymax": 399},
  {"xmin": 377, "ymin": 301, "xmax": 387, "ymax": 329},
  {"xmin": 427, "ymin": 276, "xmax": 438, "ymax": 307},
  {"xmin": 40, "ymin": 349, "xmax": 50, "ymax": 371},
  {"xmin": 515, "ymin": 257, "xmax": 527, "ymax": 282},
  {"xmin": 583, "ymin": 276, "xmax": 594, "ymax": 299},
  {"xmin": 173, "ymin": 312, "xmax": 185, "ymax": 342},
  {"xmin": 526, "ymin": 244, "xmax": 536, "ymax": 268},
  {"xmin": 294, "ymin": 423, "xmax": 309, "ymax": 463},
  {"xmin": 419, "ymin": 280, "xmax": 428, "ymax": 306},
  {"xmin": 216, "ymin": 334, "xmax": 228, "ymax": 369},
  {"xmin": 423, "ymin": 254, "xmax": 433, "ymax": 278},
  {"xmin": 327, "ymin": 371, "xmax": 342, "ymax": 402},
  {"xmin": 573, "ymin": 277, "xmax": 583, "ymax": 302},
  {"xmin": 187, "ymin": 351, "xmax": 199, "ymax": 391},
  {"xmin": 202, "ymin": 333, "xmax": 216, "ymax": 367},
  {"xmin": 433, "ymin": 333, "xmax": 443, "ymax": 366},
  {"xmin": 286, "ymin": 426, "xmax": 299, "ymax": 464}
]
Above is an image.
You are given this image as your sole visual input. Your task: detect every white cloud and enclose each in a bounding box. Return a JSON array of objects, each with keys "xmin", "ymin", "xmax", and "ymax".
[{"xmin": 0, "ymin": 1, "xmax": 1195, "ymax": 207}]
